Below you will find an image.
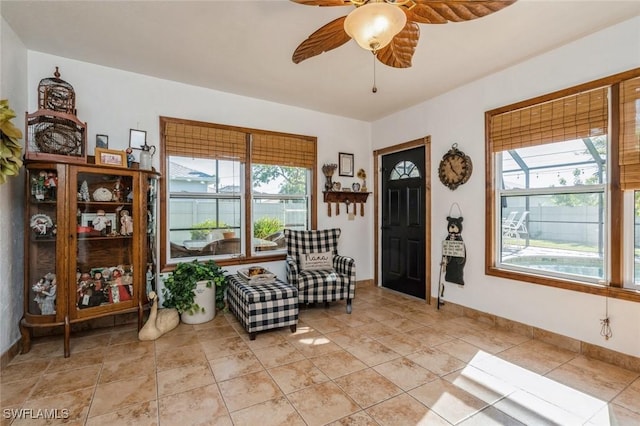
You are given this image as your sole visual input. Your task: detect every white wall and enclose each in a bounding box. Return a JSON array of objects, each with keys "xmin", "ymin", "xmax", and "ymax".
[
  {"xmin": 372, "ymin": 17, "xmax": 640, "ymax": 357},
  {"xmin": 26, "ymin": 53, "xmax": 374, "ymax": 276},
  {"xmin": 0, "ymin": 17, "xmax": 27, "ymax": 356}
]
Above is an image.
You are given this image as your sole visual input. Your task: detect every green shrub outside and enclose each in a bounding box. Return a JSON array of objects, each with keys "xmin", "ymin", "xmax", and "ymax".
[
  {"xmin": 253, "ymin": 217, "xmax": 283, "ymax": 239},
  {"xmin": 190, "ymin": 219, "xmax": 226, "ymax": 240}
]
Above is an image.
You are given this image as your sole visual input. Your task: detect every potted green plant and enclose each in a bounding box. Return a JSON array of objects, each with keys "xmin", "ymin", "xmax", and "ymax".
[{"xmin": 162, "ymin": 259, "xmax": 227, "ymax": 324}]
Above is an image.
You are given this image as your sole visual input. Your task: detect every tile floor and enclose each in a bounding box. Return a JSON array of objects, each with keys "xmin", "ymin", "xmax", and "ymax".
[{"xmin": 2, "ymin": 285, "xmax": 640, "ymax": 425}]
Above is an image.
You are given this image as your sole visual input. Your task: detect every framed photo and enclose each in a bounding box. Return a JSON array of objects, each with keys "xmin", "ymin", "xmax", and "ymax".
[
  {"xmin": 339, "ymin": 152, "xmax": 354, "ymax": 177},
  {"xmin": 95, "ymin": 148, "xmax": 127, "ymax": 168},
  {"xmin": 96, "ymin": 134, "xmax": 109, "ymax": 149},
  {"xmin": 129, "ymin": 129, "xmax": 146, "ymax": 148}
]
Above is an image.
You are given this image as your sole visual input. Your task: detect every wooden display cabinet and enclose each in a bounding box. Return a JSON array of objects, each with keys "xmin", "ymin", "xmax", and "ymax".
[{"xmin": 21, "ymin": 160, "xmax": 159, "ymax": 357}]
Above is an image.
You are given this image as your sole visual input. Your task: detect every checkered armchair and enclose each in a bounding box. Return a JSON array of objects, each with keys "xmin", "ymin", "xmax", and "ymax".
[{"xmin": 284, "ymin": 228, "xmax": 355, "ymax": 314}]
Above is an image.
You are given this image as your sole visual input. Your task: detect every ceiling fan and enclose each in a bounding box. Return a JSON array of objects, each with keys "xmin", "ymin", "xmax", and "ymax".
[{"xmin": 291, "ymin": 0, "xmax": 517, "ymax": 69}]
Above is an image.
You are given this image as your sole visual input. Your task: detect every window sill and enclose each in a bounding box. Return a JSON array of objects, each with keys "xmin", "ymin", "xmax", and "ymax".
[{"xmin": 486, "ymin": 266, "xmax": 640, "ymax": 303}]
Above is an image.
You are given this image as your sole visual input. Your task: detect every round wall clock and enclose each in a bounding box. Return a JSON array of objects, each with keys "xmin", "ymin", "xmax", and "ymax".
[{"xmin": 438, "ymin": 143, "xmax": 473, "ymax": 191}]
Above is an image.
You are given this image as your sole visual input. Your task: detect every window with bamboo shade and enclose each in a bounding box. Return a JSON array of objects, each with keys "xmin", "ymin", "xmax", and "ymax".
[
  {"xmin": 159, "ymin": 116, "xmax": 317, "ymax": 269},
  {"xmin": 485, "ymin": 68, "xmax": 640, "ymax": 301}
]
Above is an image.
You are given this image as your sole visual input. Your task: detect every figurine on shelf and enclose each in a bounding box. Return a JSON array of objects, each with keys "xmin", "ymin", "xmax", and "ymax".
[
  {"xmin": 322, "ymin": 163, "xmax": 337, "ymax": 191},
  {"xmin": 92, "ymin": 209, "xmax": 108, "ymax": 233},
  {"xmin": 44, "ymin": 172, "xmax": 57, "ymax": 199},
  {"xmin": 120, "ymin": 210, "xmax": 133, "ymax": 235},
  {"xmin": 113, "ymin": 178, "xmax": 123, "ymax": 202},
  {"xmin": 79, "ymin": 180, "xmax": 90, "ymax": 202},
  {"xmin": 40, "ymin": 273, "xmax": 57, "ymax": 315},
  {"xmin": 126, "ymin": 147, "xmax": 135, "ymax": 168}
]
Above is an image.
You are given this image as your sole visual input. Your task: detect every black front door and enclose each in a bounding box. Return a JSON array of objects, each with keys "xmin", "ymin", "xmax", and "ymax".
[{"xmin": 381, "ymin": 146, "xmax": 426, "ymax": 299}]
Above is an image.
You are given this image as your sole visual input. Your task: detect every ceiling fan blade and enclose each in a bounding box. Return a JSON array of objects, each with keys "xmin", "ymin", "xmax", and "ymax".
[
  {"xmin": 375, "ymin": 21, "xmax": 419, "ymax": 68},
  {"xmin": 292, "ymin": 16, "xmax": 352, "ymax": 64},
  {"xmin": 408, "ymin": 0, "xmax": 516, "ymax": 24},
  {"xmin": 290, "ymin": 0, "xmax": 352, "ymax": 6}
]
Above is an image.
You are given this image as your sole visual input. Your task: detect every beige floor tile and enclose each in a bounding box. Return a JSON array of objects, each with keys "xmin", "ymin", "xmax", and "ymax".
[
  {"xmin": 241, "ymin": 331, "xmax": 288, "ymax": 349},
  {"xmin": 326, "ymin": 410, "xmax": 379, "ymax": 426},
  {"xmin": 200, "ymin": 335, "xmax": 249, "ymax": 359},
  {"xmin": 69, "ymin": 334, "xmax": 112, "ymax": 354},
  {"xmin": 195, "ymin": 324, "xmax": 241, "ymax": 341},
  {"xmin": 587, "ymin": 402, "xmax": 640, "ymax": 426},
  {"xmin": 375, "ymin": 332, "xmax": 423, "ymax": 356},
  {"xmin": 344, "ymin": 340, "xmax": 400, "ymax": 367},
  {"xmin": 158, "ymin": 384, "xmax": 229, "ymax": 425},
  {"xmin": 494, "ymin": 390, "xmax": 589, "ymax": 425},
  {"xmin": 407, "ymin": 347, "xmax": 466, "ymax": 376},
  {"xmin": 44, "ymin": 348, "xmax": 105, "ymax": 374},
  {"xmin": 157, "ymin": 363, "xmax": 215, "ymax": 397},
  {"xmin": 1, "ymin": 358, "xmax": 50, "ymax": 384},
  {"xmin": 155, "ymin": 343, "xmax": 207, "ymax": 371},
  {"xmin": 230, "ymin": 396, "xmax": 305, "ymax": 426},
  {"xmin": 458, "ymin": 406, "xmax": 526, "ymax": 426},
  {"xmin": 288, "ymin": 381, "xmax": 359, "ymax": 426},
  {"xmin": 435, "ymin": 338, "xmax": 485, "ymax": 363},
  {"xmin": 267, "ymin": 359, "xmax": 329, "ymax": 394},
  {"xmin": 546, "ymin": 356, "xmax": 639, "ymax": 401},
  {"xmin": 218, "ymin": 370, "xmax": 282, "ymax": 412},
  {"xmin": 153, "ymin": 330, "xmax": 199, "ymax": 352},
  {"xmin": 1, "ymin": 375, "xmax": 40, "ymax": 407},
  {"xmin": 409, "ymin": 378, "xmax": 488, "ymax": 424},
  {"xmin": 13, "ymin": 387, "xmax": 93, "ymax": 426},
  {"xmin": 209, "ymin": 350, "xmax": 264, "ymax": 382},
  {"xmin": 88, "ymin": 373, "xmax": 156, "ymax": 418},
  {"xmin": 443, "ymin": 365, "xmax": 516, "ymax": 405},
  {"xmin": 103, "ymin": 341, "xmax": 154, "ymax": 362},
  {"xmin": 365, "ymin": 393, "xmax": 449, "ymax": 426},
  {"xmin": 613, "ymin": 376, "xmax": 640, "ymax": 414},
  {"xmin": 361, "ymin": 308, "xmax": 402, "ymax": 323},
  {"xmin": 286, "ymin": 329, "xmax": 342, "ymax": 357},
  {"xmin": 351, "ymin": 323, "xmax": 397, "ymax": 340},
  {"xmin": 310, "ymin": 349, "xmax": 367, "ymax": 379},
  {"xmin": 252, "ymin": 342, "xmax": 305, "ymax": 369},
  {"xmin": 29, "ymin": 365, "xmax": 100, "ymax": 400},
  {"xmin": 99, "ymin": 354, "xmax": 155, "ymax": 384},
  {"xmin": 497, "ymin": 339, "xmax": 577, "ymax": 374},
  {"xmin": 331, "ymin": 313, "xmax": 372, "ymax": 328},
  {"xmin": 85, "ymin": 400, "xmax": 158, "ymax": 426},
  {"xmin": 324, "ymin": 328, "xmax": 372, "ymax": 348},
  {"xmin": 9, "ymin": 340, "xmax": 64, "ymax": 363},
  {"xmin": 108, "ymin": 328, "xmax": 139, "ymax": 346},
  {"xmin": 458, "ymin": 328, "xmax": 524, "ymax": 354},
  {"xmin": 408, "ymin": 326, "xmax": 455, "ymax": 347},
  {"xmin": 303, "ymin": 317, "xmax": 346, "ymax": 334},
  {"xmin": 373, "ymin": 357, "xmax": 438, "ymax": 391},
  {"xmin": 334, "ymin": 368, "xmax": 402, "ymax": 408}
]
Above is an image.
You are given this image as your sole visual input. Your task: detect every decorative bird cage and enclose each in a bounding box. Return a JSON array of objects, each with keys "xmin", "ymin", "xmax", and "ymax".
[{"xmin": 25, "ymin": 67, "xmax": 87, "ymax": 164}]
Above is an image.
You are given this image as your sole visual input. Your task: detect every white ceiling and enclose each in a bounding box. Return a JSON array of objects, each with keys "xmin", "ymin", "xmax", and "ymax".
[{"xmin": 2, "ymin": 0, "xmax": 639, "ymax": 122}]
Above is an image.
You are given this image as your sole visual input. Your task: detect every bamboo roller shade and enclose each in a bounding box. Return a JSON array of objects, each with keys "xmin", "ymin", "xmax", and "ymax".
[
  {"xmin": 164, "ymin": 122, "xmax": 247, "ymax": 161},
  {"xmin": 490, "ymin": 88, "xmax": 608, "ymax": 152},
  {"xmin": 619, "ymin": 76, "xmax": 640, "ymax": 190},
  {"xmin": 164, "ymin": 121, "xmax": 316, "ymax": 169},
  {"xmin": 252, "ymin": 133, "xmax": 316, "ymax": 168}
]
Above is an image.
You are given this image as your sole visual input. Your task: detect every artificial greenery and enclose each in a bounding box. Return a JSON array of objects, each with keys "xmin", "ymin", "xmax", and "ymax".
[
  {"xmin": 0, "ymin": 100, "xmax": 23, "ymax": 185},
  {"xmin": 253, "ymin": 216, "xmax": 283, "ymax": 239},
  {"xmin": 162, "ymin": 260, "xmax": 228, "ymax": 314}
]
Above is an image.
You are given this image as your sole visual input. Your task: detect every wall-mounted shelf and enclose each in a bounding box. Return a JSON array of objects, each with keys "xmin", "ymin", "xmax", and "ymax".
[{"xmin": 323, "ymin": 191, "xmax": 370, "ymax": 217}]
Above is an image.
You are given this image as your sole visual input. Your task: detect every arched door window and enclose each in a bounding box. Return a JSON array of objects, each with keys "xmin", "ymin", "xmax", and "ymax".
[{"xmin": 390, "ymin": 160, "xmax": 421, "ymax": 180}]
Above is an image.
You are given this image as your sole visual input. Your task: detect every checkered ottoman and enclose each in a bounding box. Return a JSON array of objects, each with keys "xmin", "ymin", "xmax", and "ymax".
[{"xmin": 227, "ymin": 275, "xmax": 298, "ymax": 340}]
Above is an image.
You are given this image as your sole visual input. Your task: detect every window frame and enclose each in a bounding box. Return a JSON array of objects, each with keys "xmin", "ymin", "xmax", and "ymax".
[
  {"xmin": 485, "ymin": 69, "xmax": 640, "ymax": 303},
  {"xmin": 159, "ymin": 117, "xmax": 317, "ymax": 271}
]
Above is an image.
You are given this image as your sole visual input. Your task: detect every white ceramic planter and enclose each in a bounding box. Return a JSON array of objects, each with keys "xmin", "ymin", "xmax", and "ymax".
[{"xmin": 180, "ymin": 280, "xmax": 215, "ymax": 324}]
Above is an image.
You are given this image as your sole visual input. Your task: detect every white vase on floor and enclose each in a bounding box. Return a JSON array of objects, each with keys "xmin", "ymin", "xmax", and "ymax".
[{"xmin": 180, "ymin": 280, "xmax": 215, "ymax": 324}]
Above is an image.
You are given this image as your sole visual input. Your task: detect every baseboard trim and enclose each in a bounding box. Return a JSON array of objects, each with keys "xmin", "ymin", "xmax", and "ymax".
[
  {"xmin": 1, "ymin": 339, "xmax": 21, "ymax": 369},
  {"xmin": 443, "ymin": 301, "xmax": 640, "ymax": 373}
]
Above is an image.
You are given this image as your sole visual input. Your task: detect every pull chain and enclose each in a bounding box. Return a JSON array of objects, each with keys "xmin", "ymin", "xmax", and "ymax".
[
  {"xmin": 600, "ymin": 289, "xmax": 613, "ymax": 340},
  {"xmin": 372, "ymin": 52, "xmax": 377, "ymax": 93}
]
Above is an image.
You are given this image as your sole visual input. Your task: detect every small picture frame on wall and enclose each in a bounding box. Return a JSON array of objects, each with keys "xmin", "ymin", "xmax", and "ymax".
[
  {"xmin": 96, "ymin": 134, "xmax": 108, "ymax": 149},
  {"xmin": 339, "ymin": 152, "xmax": 354, "ymax": 177},
  {"xmin": 95, "ymin": 148, "xmax": 127, "ymax": 168}
]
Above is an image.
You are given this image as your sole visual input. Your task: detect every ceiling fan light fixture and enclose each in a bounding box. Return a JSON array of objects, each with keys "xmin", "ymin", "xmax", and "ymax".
[{"xmin": 344, "ymin": 2, "xmax": 407, "ymax": 52}]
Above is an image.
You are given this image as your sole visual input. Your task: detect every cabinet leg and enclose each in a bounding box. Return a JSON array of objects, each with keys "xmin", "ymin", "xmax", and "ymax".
[
  {"xmin": 19, "ymin": 319, "xmax": 31, "ymax": 354},
  {"xmin": 64, "ymin": 315, "xmax": 70, "ymax": 358}
]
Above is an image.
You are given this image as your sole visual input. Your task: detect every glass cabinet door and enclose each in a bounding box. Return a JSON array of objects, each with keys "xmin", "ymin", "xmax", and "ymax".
[
  {"xmin": 26, "ymin": 165, "xmax": 63, "ymax": 318},
  {"xmin": 72, "ymin": 168, "xmax": 139, "ymax": 317},
  {"xmin": 145, "ymin": 176, "xmax": 158, "ymax": 299}
]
